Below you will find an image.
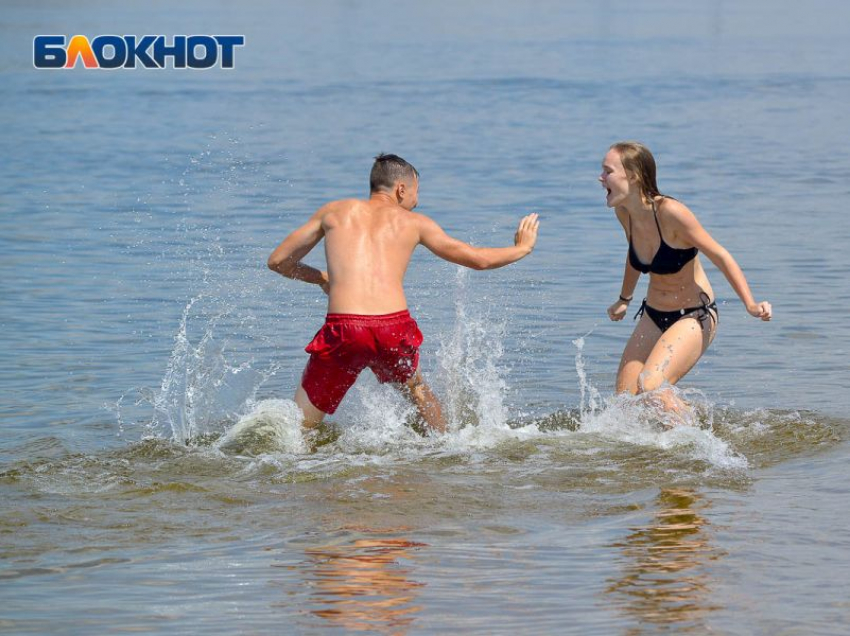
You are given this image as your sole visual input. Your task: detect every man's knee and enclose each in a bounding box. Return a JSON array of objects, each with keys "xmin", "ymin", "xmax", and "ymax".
[
  {"xmin": 404, "ymin": 368, "xmax": 424, "ymax": 387},
  {"xmin": 404, "ymin": 372, "xmax": 427, "ymax": 398},
  {"xmin": 295, "ymin": 384, "xmax": 326, "ymax": 428}
]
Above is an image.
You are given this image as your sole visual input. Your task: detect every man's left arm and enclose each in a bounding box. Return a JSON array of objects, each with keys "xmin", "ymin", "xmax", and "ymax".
[{"xmin": 267, "ymin": 207, "xmax": 329, "ymax": 293}]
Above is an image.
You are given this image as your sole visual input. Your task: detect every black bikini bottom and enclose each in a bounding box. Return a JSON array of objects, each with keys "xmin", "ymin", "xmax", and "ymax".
[{"xmin": 634, "ymin": 292, "xmax": 718, "ymax": 334}]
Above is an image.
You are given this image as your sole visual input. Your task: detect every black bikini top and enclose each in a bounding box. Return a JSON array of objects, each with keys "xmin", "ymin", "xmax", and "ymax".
[{"xmin": 628, "ymin": 198, "xmax": 697, "ymax": 275}]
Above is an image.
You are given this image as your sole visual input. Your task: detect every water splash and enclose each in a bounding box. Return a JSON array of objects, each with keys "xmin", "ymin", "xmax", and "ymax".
[
  {"xmin": 145, "ymin": 265, "xmax": 749, "ymax": 474},
  {"xmin": 436, "ymin": 268, "xmax": 509, "ymax": 432},
  {"xmin": 118, "ymin": 132, "xmax": 297, "ymax": 443},
  {"xmin": 204, "ymin": 267, "xmax": 527, "ymax": 457},
  {"xmin": 573, "ymin": 331, "xmax": 603, "ymax": 417},
  {"xmin": 217, "ymin": 399, "xmax": 307, "ymax": 455},
  {"xmin": 150, "ymin": 293, "xmax": 279, "ymax": 443},
  {"xmin": 574, "ymin": 390, "xmax": 748, "ymax": 471},
  {"xmin": 568, "ymin": 333, "xmax": 747, "ymax": 470},
  {"xmin": 336, "ymin": 381, "xmax": 423, "ymax": 454}
]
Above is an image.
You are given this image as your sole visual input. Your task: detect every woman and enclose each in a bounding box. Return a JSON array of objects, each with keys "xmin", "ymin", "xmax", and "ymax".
[{"xmin": 600, "ymin": 141, "xmax": 771, "ymax": 405}]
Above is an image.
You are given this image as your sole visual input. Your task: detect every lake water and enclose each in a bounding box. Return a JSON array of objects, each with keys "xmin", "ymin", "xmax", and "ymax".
[{"xmin": 2, "ymin": 1, "xmax": 850, "ymax": 633}]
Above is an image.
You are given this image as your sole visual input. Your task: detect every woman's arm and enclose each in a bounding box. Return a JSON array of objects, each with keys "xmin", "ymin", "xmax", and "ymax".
[
  {"xmin": 667, "ymin": 200, "xmax": 772, "ymax": 320},
  {"xmin": 608, "ymin": 256, "xmax": 641, "ymax": 321},
  {"xmin": 608, "ymin": 207, "xmax": 641, "ymax": 321}
]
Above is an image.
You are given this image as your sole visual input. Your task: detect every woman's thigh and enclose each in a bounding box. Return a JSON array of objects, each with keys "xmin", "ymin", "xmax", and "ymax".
[
  {"xmin": 639, "ymin": 314, "xmax": 716, "ymax": 391},
  {"xmin": 617, "ymin": 313, "xmax": 662, "ymax": 393}
]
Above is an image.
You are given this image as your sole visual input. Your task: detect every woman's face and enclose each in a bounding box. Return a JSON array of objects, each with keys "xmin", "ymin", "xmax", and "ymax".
[{"xmin": 599, "ymin": 149, "xmax": 632, "ymax": 208}]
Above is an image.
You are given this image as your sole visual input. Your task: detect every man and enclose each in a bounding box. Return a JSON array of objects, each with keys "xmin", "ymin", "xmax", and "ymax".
[{"xmin": 268, "ymin": 154, "xmax": 539, "ymax": 434}]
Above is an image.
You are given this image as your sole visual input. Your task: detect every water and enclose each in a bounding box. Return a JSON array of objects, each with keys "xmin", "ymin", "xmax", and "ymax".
[{"xmin": 3, "ymin": 1, "xmax": 850, "ymax": 633}]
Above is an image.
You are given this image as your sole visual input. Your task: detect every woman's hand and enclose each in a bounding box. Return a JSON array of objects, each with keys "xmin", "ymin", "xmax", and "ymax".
[
  {"xmin": 747, "ymin": 301, "xmax": 772, "ymax": 321},
  {"xmin": 514, "ymin": 213, "xmax": 540, "ymax": 254},
  {"xmin": 608, "ymin": 299, "xmax": 630, "ymax": 321}
]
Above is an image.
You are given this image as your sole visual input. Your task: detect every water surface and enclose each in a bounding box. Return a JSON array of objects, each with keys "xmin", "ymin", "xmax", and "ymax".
[{"xmin": 2, "ymin": 1, "xmax": 850, "ymax": 633}]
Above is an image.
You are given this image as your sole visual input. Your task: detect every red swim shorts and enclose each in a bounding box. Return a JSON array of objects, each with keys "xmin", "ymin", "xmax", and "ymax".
[{"xmin": 300, "ymin": 310, "xmax": 423, "ymax": 414}]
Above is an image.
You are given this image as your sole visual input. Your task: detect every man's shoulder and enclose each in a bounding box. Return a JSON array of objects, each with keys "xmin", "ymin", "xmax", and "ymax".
[
  {"xmin": 366, "ymin": 200, "xmax": 430, "ymax": 227},
  {"xmin": 320, "ymin": 198, "xmax": 364, "ymax": 213},
  {"xmin": 405, "ymin": 210, "xmax": 435, "ymax": 225},
  {"xmin": 316, "ymin": 198, "xmax": 364, "ymax": 221}
]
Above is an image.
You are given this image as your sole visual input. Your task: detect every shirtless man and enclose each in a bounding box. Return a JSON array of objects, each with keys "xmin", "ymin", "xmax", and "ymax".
[{"xmin": 268, "ymin": 154, "xmax": 539, "ymax": 434}]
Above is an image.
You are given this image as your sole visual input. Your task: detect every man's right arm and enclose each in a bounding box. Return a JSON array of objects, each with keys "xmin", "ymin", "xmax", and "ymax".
[
  {"xmin": 267, "ymin": 205, "xmax": 329, "ymax": 292},
  {"xmin": 418, "ymin": 213, "xmax": 539, "ymax": 270}
]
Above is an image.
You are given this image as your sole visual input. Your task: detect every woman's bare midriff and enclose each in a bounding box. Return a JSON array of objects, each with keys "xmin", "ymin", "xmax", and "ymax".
[{"xmin": 645, "ymin": 256, "xmax": 715, "ymax": 310}]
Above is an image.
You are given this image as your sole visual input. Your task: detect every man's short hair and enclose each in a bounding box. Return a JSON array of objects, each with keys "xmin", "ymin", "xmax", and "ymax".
[{"xmin": 370, "ymin": 154, "xmax": 419, "ymax": 193}]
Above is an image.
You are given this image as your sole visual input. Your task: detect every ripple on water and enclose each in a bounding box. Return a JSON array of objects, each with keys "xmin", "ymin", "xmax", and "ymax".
[{"xmin": 4, "ymin": 396, "xmax": 844, "ymax": 502}]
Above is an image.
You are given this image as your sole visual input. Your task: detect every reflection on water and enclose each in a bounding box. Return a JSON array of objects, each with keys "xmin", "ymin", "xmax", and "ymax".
[
  {"xmin": 607, "ymin": 489, "xmax": 722, "ymax": 632},
  {"xmin": 300, "ymin": 529, "xmax": 427, "ymax": 634}
]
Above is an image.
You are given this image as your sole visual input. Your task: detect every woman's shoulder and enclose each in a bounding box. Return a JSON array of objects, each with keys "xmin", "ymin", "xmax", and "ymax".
[
  {"xmin": 655, "ymin": 196, "xmax": 696, "ymax": 224},
  {"xmin": 614, "ymin": 205, "xmax": 629, "ymax": 231}
]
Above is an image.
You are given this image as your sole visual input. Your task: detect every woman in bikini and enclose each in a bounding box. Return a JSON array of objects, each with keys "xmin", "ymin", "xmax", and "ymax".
[{"xmin": 600, "ymin": 141, "xmax": 771, "ymax": 406}]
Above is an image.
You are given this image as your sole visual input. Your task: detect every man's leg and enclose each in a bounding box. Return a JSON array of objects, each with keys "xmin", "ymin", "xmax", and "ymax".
[
  {"xmin": 398, "ymin": 370, "xmax": 446, "ymax": 434},
  {"xmin": 294, "ymin": 382, "xmax": 327, "ymax": 430}
]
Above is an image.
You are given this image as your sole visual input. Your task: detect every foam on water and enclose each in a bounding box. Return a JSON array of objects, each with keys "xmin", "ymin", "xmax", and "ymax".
[
  {"xmin": 573, "ymin": 392, "xmax": 748, "ymax": 471},
  {"xmin": 217, "ymin": 399, "xmax": 308, "ymax": 455}
]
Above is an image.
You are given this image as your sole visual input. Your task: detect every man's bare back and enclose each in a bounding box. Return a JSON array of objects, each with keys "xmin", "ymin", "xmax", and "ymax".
[
  {"xmin": 268, "ymin": 154, "xmax": 539, "ymax": 434},
  {"xmin": 322, "ymin": 197, "xmax": 423, "ymax": 314}
]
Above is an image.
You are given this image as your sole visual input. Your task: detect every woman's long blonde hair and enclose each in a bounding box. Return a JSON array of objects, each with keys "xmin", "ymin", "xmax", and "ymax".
[{"xmin": 611, "ymin": 141, "xmax": 664, "ymax": 203}]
